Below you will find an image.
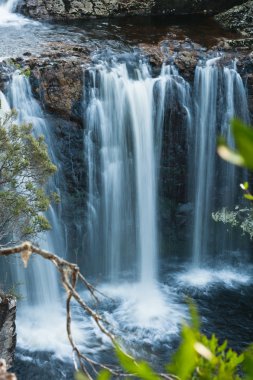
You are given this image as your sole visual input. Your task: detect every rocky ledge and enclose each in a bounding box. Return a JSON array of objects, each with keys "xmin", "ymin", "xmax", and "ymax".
[
  {"xmin": 0, "ymin": 295, "xmax": 16, "ymax": 369},
  {"xmin": 18, "ymin": 0, "xmax": 246, "ymax": 20},
  {"xmin": 4, "ymin": 32, "xmax": 251, "ymax": 122}
]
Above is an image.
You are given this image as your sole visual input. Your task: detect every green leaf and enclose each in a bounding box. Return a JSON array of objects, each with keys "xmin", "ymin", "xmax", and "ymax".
[
  {"xmin": 167, "ymin": 325, "xmax": 197, "ymax": 380},
  {"xmin": 243, "ymin": 346, "xmax": 253, "ymax": 380},
  {"xmin": 75, "ymin": 372, "xmax": 88, "ymax": 380},
  {"xmin": 115, "ymin": 344, "xmax": 160, "ymax": 380},
  {"xmin": 97, "ymin": 370, "xmax": 111, "ymax": 380},
  {"xmin": 244, "ymin": 194, "xmax": 253, "ymax": 201},
  {"xmin": 188, "ymin": 299, "xmax": 200, "ymax": 332},
  {"xmin": 231, "ymin": 118, "xmax": 253, "ymax": 170}
]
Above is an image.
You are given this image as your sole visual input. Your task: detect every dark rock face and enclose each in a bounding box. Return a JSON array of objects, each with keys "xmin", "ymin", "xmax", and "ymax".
[
  {"xmin": 215, "ymin": 0, "xmax": 253, "ymax": 36},
  {"xmin": 29, "ymin": 59, "xmax": 84, "ymax": 121},
  {"xmin": 19, "ymin": 0, "xmax": 155, "ymax": 19},
  {"xmin": 19, "ymin": 0, "xmax": 247, "ymax": 20},
  {"xmin": 0, "ymin": 295, "xmax": 16, "ymax": 369}
]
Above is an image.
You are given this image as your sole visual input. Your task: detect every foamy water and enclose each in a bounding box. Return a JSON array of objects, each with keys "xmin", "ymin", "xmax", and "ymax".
[
  {"xmin": 176, "ymin": 267, "xmax": 252, "ymax": 288},
  {"xmin": 16, "ymin": 270, "xmax": 253, "ymax": 360},
  {"xmin": 17, "ymin": 304, "xmax": 89, "ymax": 359},
  {"xmin": 16, "ymin": 282, "xmax": 186, "ymax": 359},
  {"xmin": 0, "ymin": 2, "xmax": 34, "ymax": 27},
  {"xmin": 99, "ymin": 282, "xmax": 186, "ymax": 350}
]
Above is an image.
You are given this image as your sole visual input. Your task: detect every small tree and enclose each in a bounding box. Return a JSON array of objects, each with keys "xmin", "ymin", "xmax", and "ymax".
[{"xmin": 0, "ymin": 110, "xmax": 57, "ymax": 245}]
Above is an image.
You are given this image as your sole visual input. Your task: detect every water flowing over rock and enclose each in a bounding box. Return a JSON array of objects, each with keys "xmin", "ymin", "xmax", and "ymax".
[
  {"xmin": 190, "ymin": 59, "xmax": 250, "ymax": 266},
  {"xmin": 84, "ymin": 62, "xmax": 191, "ymax": 280}
]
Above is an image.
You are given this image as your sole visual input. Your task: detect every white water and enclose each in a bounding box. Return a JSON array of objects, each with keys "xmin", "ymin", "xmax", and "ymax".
[
  {"xmin": 4, "ymin": 72, "xmax": 84, "ymax": 356},
  {"xmin": 192, "ymin": 59, "xmax": 250, "ymax": 266},
  {"xmin": 0, "ymin": 0, "xmax": 29, "ymax": 26},
  {"xmin": 7, "ymin": 72, "xmax": 61, "ymax": 305},
  {"xmin": 0, "ymin": 90, "xmax": 10, "ymax": 115},
  {"xmin": 176, "ymin": 267, "xmax": 252, "ymax": 288},
  {"xmin": 85, "ymin": 62, "xmax": 191, "ymax": 284}
]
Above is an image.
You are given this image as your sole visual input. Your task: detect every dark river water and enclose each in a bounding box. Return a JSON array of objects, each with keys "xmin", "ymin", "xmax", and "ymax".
[{"xmin": 0, "ymin": 13, "xmax": 240, "ymax": 58}]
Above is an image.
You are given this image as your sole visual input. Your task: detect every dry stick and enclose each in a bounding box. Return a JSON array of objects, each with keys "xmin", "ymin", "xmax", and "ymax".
[{"xmin": 0, "ymin": 242, "xmax": 175, "ymax": 380}]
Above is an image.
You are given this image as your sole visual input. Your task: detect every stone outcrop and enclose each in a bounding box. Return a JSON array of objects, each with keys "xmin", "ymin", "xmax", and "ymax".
[
  {"xmin": 19, "ymin": 0, "xmax": 247, "ymax": 20},
  {"xmin": 30, "ymin": 60, "xmax": 83, "ymax": 121},
  {"xmin": 8, "ymin": 33, "xmax": 251, "ymax": 122},
  {"xmin": 0, "ymin": 295, "xmax": 16, "ymax": 369},
  {"xmin": 215, "ymin": 0, "xmax": 253, "ymax": 36},
  {"xmin": 19, "ymin": 0, "xmax": 155, "ymax": 19}
]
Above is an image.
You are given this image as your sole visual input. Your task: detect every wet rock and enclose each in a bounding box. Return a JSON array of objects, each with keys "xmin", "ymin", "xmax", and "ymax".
[
  {"xmin": 139, "ymin": 39, "xmax": 204, "ymax": 80},
  {"xmin": 215, "ymin": 1, "xmax": 253, "ymax": 37},
  {"xmin": 19, "ymin": 0, "xmax": 246, "ymax": 19},
  {"xmin": 19, "ymin": 0, "xmax": 155, "ymax": 19},
  {"xmin": 30, "ymin": 61, "xmax": 83, "ymax": 120},
  {"xmin": 0, "ymin": 295, "xmax": 16, "ymax": 369}
]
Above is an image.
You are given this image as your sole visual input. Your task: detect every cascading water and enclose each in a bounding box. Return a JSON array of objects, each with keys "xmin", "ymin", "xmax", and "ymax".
[
  {"xmin": 0, "ymin": 0, "xmax": 19, "ymax": 12},
  {"xmin": 85, "ymin": 62, "xmax": 157, "ymax": 283},
  {"xmin": 6, "ymin": 72, "xmax": 62, "ymax": 305},
  {"xmin": 191, "ymin": 58, "xmax": 250, "ymax": 266},
  {"xmin": 84, "ymin": 61, "xmax": 192, "ymax": 286},
  {"xmin": 1, "ymin": 72, "xmax": 82, "ymax": 359},
  {"xmin": 0, "ymin": 0, "xmax": 27, "ymax": 26}
]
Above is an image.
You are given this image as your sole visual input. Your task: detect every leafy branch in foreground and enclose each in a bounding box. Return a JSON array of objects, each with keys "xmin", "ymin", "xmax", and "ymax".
[
  {"xmin": 213, "ymin": 119, "xmax": 253, "ymax": 238},
  {"xmin": 0, "ymin": 110, "xmax": 57, "ymax": 244}
]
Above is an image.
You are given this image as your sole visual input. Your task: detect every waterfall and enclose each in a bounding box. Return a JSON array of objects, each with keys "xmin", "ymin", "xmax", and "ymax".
[
  {"xmin": 0, "ymin": 0, "xmax": 19, "ymax": 12},
  {"xmin": 84, "ymin": 62, "xmax": 191, "ymax": 284},
  {"xmin": 6, "ymin": 72, "xmax": 63, "ymax": 305},
  {"xmin": 0, "ymin": 0, "xmax": 27, "ymax": 26},
  {"xmin": 0, "ymin": 90, "xmax": 10, "ymax": 115},
  {"xmin": 191, "ymin": 59, "xmax": 250, "ymax": 266}
]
